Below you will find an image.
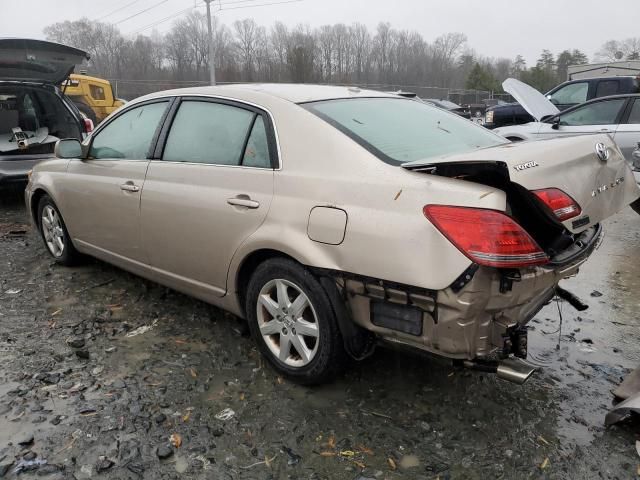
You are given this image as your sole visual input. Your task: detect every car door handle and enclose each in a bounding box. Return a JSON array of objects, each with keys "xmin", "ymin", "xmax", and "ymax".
[
  {"xmin": 599, "ymin": 129, "xmax": 612, "ymax": 133},
  {"xmin": 227, "ymin": 197, "xmax": 260, "ymax": 209},
  {"xmin": 120, "ymin": 182, "xmax": 140, "ymax": 192}
]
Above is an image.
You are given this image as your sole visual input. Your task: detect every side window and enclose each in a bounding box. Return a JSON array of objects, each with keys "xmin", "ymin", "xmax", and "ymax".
[
  {"xmin": 90, "ymin": 102, "xmax": 167, "ymax": 159},
  {"xmin": 549, "ymin": 82, "xmax": 588, "ymax": 105},
  {"xmin": 163, "ymin": 101, "xmax": 255, "ymax": 165},
  {"xmin": 627, "ymin": 99, "xmax": 640, "ymax": 124},
  {"xmin": 559, "ymin": 99, "xmax": 626, "ymax": 126},
  {"xmin": 89, "ymin": 84, "xmax": 106, "ymax": 101},
  {"xmin": 242, "ymin": 116, "xmax": 272, "ymax": 168},
  {"xmin": 595, "ymin": 80, "xmax": 619, "ymax": 98}
]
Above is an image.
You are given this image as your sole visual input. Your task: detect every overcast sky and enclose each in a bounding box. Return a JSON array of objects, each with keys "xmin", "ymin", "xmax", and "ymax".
[{"xmin": 1, "ymin": 0, "xmax": 637, "ymax": 66}]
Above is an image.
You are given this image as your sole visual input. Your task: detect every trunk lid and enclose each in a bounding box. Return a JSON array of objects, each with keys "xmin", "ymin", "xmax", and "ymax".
[
  {"xmin": 502, "ymin": 78, "xmax": 559, "ymax": 122},
  {"xmin": 0, "ymin": 39, "xmax": 89, "ymax": 85},
  {"xmin": 403, "ymin": 134, "xmax": 640, "ymax": 234}
]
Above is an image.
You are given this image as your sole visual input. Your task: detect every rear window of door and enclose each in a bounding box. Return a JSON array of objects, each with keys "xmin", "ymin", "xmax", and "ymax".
[
  {"xmin": 559, "ymin": 98, "xmax": 626, "ymax": 126},
  {"xmin": 162, "ymin": 100, "xmax": 272, "ymax": 168},
  {"xmin": 595, "ymin": 80, "xmax": 619, "ymax": 98},
  {"xmin": 90, "ymin": 101, "xmax": 168, "ymax": 159},
  {"xmin": 549, "ymin": 82, "xmax": 588, "ymax": 105}
]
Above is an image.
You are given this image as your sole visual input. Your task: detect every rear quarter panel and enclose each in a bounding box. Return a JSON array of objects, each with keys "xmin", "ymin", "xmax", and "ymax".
[{"xmin": 228, "ymin": 101, "xmax": 508, "ymax": 294}]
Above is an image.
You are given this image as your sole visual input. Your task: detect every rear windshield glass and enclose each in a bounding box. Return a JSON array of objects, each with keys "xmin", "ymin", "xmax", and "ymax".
[{"xmin": 305, "ymin": 98, "xmax": 505, "ymax": 165}]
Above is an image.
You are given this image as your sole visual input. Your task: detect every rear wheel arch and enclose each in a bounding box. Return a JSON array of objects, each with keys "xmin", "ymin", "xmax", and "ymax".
[{"xmin": 235, "ymin": 249, "xmax": 300, "ymax": 316}]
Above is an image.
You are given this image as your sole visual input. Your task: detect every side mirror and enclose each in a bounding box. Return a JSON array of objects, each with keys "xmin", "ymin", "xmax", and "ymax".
[
  {"xmin": 54, "ymin": 138, "xmax": 83, "ymax": 159},
  {"xmin": 551, "ymin": 117, "xmax": 561, "ymax": 130}
]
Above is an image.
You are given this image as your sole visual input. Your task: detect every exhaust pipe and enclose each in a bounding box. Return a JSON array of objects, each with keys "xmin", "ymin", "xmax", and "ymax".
[
  {"xmin": 496, "ymin": 357, "xmax": 537, "ymax": 384},
  {"xmin": 462, "ymin": 357, "xmax": 537, "ymax": 385}
]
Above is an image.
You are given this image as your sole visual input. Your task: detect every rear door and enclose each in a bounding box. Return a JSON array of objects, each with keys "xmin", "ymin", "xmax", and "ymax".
[
  {"xmin": 140, "ymin": 97, "xmax": 275, "ymax": 297},
  {"xmin": 613, "ymin": 97, "xmax": 640, "ymax": 162},
  {"xmin": 59, "ymin": 100, "xmax": 170, "ymax": 262}
]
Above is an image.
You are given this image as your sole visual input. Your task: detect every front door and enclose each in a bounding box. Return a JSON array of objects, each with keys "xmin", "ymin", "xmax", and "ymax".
[
  {"xmin": 140, "ymin": 98, "xmax": 276, "ymax": 296},
  {"xmin": 59, "ymin": 100, "xmax": 170, "ymax": 263},
  {"xmin": 534, "ymin": 97, "xmax": 627, "ymax": 141},
  {"xmin": 613, "ymin": 98, "xmax": 640, "ymax": 162}
]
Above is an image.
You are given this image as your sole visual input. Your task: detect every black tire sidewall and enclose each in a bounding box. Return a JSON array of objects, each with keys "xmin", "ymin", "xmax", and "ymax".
[
  {"xmin": 37, "ymin": 195, "xmax": 78, "ymax": 265},
  {"xmin": 245, "ymin": 258, "xmax": 344, "ymax": 384}
]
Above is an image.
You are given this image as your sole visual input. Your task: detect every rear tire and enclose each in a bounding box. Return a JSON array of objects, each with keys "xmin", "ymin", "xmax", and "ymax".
[
  {"xmin": 37, "ymin": 195, "xmax": 81, "ymax": 266},
  {"xmin": 245, "ymin": 258, "xmax": 347, "ymax": 385},
  {"xmin": 632, "ymin": 198, "xmax": 640, "ymax": 216}
]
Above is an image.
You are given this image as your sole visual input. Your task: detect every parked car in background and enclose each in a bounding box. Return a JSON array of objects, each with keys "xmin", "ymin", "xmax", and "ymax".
[
  {"xmin": 493, "ymin": 79, "xmax": 640, "ymax": 163},
  {"xmin": 25, "ymin": 85, "xmax": 640, "ymax": 385},
  {"xmin": 62, "ymin": 73, "xmax": 126, "ymax": 124},
  {"xmin": 485, "ymin": 76, "xmax": 640, "ymax": 129},
  {"xmin": 422, "ymin": 98, "xmax": 471, "ymax": 119},
  {"xmin": 0, "ymin": 39, "xmax": 92, "ymax": 186}
]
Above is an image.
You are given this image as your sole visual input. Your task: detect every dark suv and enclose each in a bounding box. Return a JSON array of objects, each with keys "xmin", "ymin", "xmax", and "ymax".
[
  {"xmin": 485, "ymin": 76, "xmax": 640, "ymax": 129},
  {"xmin": 0, "ymin": 39, "xmax": 92, "ymax": 186}
]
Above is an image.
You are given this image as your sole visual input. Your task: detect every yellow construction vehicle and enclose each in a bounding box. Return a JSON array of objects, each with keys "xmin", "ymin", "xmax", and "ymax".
[{"xmin": 62, "ymin": 73, "xmax": 125, "ymax": 124}]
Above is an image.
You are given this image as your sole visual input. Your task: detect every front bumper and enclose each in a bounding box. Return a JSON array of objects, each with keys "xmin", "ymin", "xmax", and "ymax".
[{"xmin": 340, "ymin": 225, "xmax": 602, "ymax": 360}]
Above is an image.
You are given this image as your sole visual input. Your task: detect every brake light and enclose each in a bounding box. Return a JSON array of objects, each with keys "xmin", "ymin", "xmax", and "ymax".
[
  {"xmin": 532, "ymin": 188, "xmax": 581, "ymax": 222},
  {"xmin": 83, "ymin": 118, "xmax": 94, "ymax": 134},
  {"xmin": 423, "ymin": 205, "xmax": 549, "ymax": 268}
]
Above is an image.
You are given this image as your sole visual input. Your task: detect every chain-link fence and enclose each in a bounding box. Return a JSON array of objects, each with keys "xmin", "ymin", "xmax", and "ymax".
[{"xmin": 109, "ymin": 79, "xmax": 514, "ymax": 108}]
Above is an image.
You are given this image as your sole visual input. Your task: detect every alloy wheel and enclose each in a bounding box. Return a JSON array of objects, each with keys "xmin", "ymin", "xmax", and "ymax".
[
  {"xmin": 41, "ymin": 205, "xmax": 65, "ymax": 257},
  {"xmin": 256, "ymin": 278, "xmax": 320, "ymax": 367}
]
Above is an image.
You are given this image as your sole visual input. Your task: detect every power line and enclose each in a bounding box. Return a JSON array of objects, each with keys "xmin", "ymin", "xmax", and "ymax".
[
  {"xmin": 95, "ymin": 0, "xmax": 142, "ymax": 21},
  {"xmin": 127, "ymin": 0, "xmax": 302, "ymax": 35},
  {"xmin": 95, "ymin": 0, "xmax": 140, "ymax": 21},
  {"xmin": 113, "ymin": 0, "xmax": 170, "ymax": 25},
  {"xmin": 217, "ymin": 0, "xmax": 303, "ymax": 11},
  {"xmin": 127, "ymin": 3, "xmax": 204, "ymax": 34}
]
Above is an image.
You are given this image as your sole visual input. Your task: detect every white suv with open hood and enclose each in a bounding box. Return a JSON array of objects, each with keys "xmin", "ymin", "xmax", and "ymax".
[{"xmin": 0, "ymin": 38, "xmax": 92, "ymax": 186}]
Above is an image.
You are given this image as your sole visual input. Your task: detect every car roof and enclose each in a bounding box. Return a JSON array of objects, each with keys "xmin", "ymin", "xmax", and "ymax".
[{"xmin": 137, "ymin": 83, "xmax": 397, "ymax": 105}]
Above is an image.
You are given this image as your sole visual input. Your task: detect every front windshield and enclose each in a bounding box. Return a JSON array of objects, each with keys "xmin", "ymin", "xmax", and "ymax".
[{"xmin": 306, "ymin": 97, "xmax": 505, "ymax": 165}]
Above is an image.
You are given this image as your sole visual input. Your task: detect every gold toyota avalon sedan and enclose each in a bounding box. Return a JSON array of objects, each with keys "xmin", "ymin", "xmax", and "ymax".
[{"xmin": 25, "ymin": 84, "xmax": 640, "ymax": 384}]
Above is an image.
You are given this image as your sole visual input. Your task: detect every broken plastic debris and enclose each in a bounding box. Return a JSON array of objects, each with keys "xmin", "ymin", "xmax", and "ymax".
[
  {"xmin": 125, "ymin": 319, "xmax": 158, "ymax": 337},
  {"xmin": 169, "ymin": 433, "xmax": 182, "ymax": 448},
  {"xmin": 215, "ymin": 408, "xmax": 235, "ymax": 421},
  {"xmin": 13, "ymin": 458, "xmax": 47, "ymax": 474},
  {"xmin": 5, "ymin": 288, "xmax": 22, "ymax": 295}
]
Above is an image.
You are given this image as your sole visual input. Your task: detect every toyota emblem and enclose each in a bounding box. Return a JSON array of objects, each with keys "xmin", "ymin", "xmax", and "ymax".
[{"xmin": 595, "ymin": 142, "xmax": 610, "ymax": 162}]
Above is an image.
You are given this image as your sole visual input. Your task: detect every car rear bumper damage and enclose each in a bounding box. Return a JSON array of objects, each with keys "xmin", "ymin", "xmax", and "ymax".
[
  {"xmin": 0, "ymin": 157, "xmax": 46, "ymax": 185},
  {"xmin": 330, "ymin": 224, "xmax": 602, "ymax": 366}
]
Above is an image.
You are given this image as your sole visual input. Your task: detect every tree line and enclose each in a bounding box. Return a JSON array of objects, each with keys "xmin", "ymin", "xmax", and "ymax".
[{"xmin": 43, "ymin": 14, "xmax": 640, "ymax": 100}]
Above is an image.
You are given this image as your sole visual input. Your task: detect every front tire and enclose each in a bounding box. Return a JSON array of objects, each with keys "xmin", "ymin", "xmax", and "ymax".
[
  {"xmin": 245, "ymin": 258, "xmax": 346, "ymax": 384},
  {"xmin": 37, "ymin": 195, "xmax": 81, "ymax": 266}
]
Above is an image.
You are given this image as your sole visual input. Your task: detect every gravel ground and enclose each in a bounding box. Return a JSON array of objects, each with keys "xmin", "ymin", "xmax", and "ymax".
[{"xmin": 1, "ymin": 185, "xmax": 640, "ymax": 480}]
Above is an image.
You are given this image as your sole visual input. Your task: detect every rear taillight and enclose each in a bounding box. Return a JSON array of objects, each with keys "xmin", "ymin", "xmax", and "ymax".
[
  {"xmin": 423, "ymin": 205, "xmax": 549, "ymax": 268},
  {"xmin": 83, "ymin": 118, "xmax": 94, "ymax": 134},
  {"xmin": 532, "ymin": 188, "xmax": 581, "ymax": 222}
]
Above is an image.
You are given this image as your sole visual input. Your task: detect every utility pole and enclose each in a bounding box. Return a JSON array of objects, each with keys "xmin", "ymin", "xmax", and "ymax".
[{"xmin": 204, "ymin": 0, "xmax": 216, "ymax": 85}]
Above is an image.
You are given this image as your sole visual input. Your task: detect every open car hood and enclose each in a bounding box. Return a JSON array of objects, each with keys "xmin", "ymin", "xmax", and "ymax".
[
  {"xmin": 502, "ymin": 78, "xmax": 559, "ymax": 122},
  {"xmin": 0, "ymin": 39, "xmax": 89, "ymax": 85}
]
